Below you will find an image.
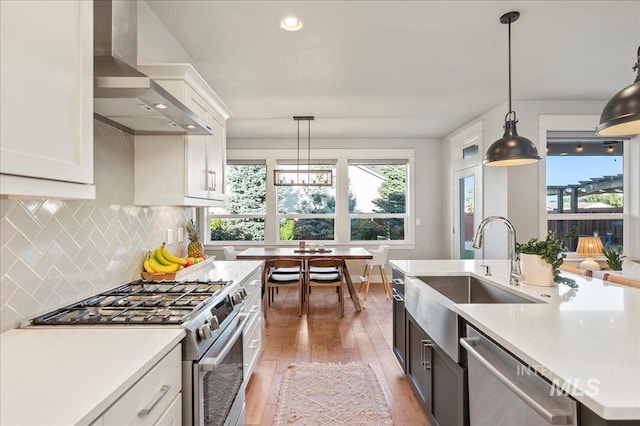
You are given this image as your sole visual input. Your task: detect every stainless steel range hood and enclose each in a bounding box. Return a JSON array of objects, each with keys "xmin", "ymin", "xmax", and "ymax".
[{"xmin": 93, "ymin": 0, "xmax": 213, "ymax": 135}]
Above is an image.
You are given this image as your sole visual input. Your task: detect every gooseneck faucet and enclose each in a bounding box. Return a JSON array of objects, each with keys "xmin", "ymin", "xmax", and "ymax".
[{"xmin": 472, "ymin": 216, "xmax": 521, "ymax": 286}]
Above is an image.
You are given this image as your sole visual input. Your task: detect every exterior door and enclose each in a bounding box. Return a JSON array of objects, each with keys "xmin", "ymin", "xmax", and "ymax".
[{"xmin": 453, "ymin": 167, "xmax": 481, "ymax": 259}]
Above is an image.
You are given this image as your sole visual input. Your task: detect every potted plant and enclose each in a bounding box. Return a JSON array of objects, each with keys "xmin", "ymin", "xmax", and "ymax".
[
  {"xmin": 516, "ymin": 228, "xmax": 577, "ymax": 286},
  {"xmin": 603, "ymin": 245, "xmax": 625, "ymax": 271}
]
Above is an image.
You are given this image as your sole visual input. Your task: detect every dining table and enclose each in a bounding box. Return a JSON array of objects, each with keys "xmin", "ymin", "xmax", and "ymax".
[{"xmin": 235, "ymin": 247, "xmax": 372, "ymax": 311}]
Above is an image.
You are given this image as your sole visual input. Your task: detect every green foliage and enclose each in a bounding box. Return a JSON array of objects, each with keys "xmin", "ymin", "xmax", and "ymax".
[
  {"xmin": 210, "ymin": 218, "xmax": 264, "ymax": 241},
  {"xmin": 583, "ymin": 193, "xmax": 623, "ymax": 208},
  {"xmin": 603, "ymin": 245, "xmax": 625, "ymax": 270},
  {"xmin": 280, "ymin": 218, "xmax": 295, "ymax": 240},
  {"xmin": 226, "ymin": 165, "xmax": 266, "ymax": 214},
  {"xmin": 350, "ymin": 218, "xmax": 404, "ymax": 241},
  {"xmin": 210, "ymin": 218, "xmax": 225, "ymax": 230},
  {"xmin": 372, "ymin": 165, "xmax": 406, "ymax": 214},
  {"xmin": 516, "ymin": 228, "xmax": 577, "ymax": 272}
]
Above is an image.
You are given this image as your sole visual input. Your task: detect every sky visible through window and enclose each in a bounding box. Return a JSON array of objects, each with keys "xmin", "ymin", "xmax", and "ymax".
[{"xmin": 547, "ymin": 156, "xmax": 622, "ymax": 186}]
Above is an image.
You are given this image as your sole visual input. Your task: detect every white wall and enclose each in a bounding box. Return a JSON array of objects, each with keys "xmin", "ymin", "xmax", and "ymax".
[
  {"xmin": 228, "ymin": 137, "xmax": 446, "ymax": 262},
  {"xmin": 445, "ymin": 99, "xmax": 640, "ymax": 259}
]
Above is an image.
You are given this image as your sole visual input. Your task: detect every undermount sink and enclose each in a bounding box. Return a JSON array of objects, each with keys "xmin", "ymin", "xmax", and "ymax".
[{"xmin": 417, "ymin": 275, "xmax": 536, "ymax": 304}]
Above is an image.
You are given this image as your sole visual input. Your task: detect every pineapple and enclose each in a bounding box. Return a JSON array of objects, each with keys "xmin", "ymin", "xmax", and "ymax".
[{"xmin": 186, "ymin": 219, "xmax": 204, "ymax": 257}]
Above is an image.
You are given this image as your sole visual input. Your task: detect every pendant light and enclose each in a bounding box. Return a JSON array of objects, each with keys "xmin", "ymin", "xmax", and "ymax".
[
  {"xmin": 484, "ymin": 11, "xmax": 541, "ymax": 167},
  {"xmin": 273, "ymin": 116, "xmax": 333, "ymax": 186},
  {"xmin": 596, "ymin": 46, "xmax": 640, "ymax": 136}
]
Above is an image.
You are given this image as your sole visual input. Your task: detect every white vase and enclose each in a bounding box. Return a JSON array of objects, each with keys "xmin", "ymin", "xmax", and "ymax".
[{"xmin": 520, "ymin": 253, "xmax": 555, "ymax": 286}]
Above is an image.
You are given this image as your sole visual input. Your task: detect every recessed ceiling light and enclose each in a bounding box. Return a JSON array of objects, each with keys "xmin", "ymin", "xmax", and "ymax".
[
  {"xmin": 280, "ymin": 16, "xmax": 303, "ymax": 31},
  {"xmin": 185, "ymin": 124, "xmax": 197, "ymax": 129},
  {"xmin": 155, "ymin": 103, "xmax": 168, "ymax": 109}
]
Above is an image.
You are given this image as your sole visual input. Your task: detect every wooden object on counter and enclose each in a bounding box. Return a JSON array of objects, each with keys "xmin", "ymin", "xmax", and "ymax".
[
  {"xmin": 559, "ymin": 264, "xmax": 592, "ymax": 277},
  {"xmin": 603, "ymin": 273, "xmax": 640, "ymax": 289}
]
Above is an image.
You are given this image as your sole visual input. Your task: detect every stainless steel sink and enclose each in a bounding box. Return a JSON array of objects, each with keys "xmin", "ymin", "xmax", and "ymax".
[
  {"xmin": 405, "ymin": 275, "xmax": 539, "ymax": 363},
  {"xmin": 417, "ymin": 275, "xmax": 535, "ymax": 304}
]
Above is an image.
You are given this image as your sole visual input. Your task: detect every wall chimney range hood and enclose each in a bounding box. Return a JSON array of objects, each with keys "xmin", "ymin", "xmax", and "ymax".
[{"xmin": 93, "ymin": 0, "xmax": 213, "ymax": 135}]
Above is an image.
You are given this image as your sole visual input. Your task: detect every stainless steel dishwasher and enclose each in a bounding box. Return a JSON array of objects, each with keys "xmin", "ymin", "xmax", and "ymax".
[{"xmin": 461, "ymin": 325, "xmax": 577, "ymax": 426}]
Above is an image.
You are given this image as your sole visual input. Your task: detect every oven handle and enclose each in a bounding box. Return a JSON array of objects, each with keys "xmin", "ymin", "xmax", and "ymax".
[{"xmin": 200, "ymin": 313, "xmax": 249, "ymax": 372}]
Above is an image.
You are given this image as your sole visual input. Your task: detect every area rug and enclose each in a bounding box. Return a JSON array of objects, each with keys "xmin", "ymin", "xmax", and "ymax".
[{"xmin": 274, "ymin": 362, "xmax": 394, "ymax": 425}]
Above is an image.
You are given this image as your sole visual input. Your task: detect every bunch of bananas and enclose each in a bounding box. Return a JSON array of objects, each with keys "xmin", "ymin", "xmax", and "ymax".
[{"xmin": 143, "ymin": 243, "xmax": 189, "ymax": 273}]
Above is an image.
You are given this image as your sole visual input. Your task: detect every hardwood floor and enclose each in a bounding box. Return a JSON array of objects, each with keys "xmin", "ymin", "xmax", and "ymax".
[{"xmin": 245, "ymin": 283, "xmax": 431, "ymax": 425}]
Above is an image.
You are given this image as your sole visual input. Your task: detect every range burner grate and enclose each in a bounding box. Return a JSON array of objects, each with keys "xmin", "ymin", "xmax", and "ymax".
[{"xmin": 31, "ymin": 279, "xmax": 232, "ymax": 325}]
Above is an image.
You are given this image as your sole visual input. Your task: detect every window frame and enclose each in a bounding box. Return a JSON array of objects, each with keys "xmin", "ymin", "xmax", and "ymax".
[
  {"xmin": 347, "ymin": 160, "xmax": 409, "ymax": 242},
  {"xmin": 539, "ymin": 115, "xmax": 630, "ymax": 253},
  {"xmin": 206, "ymin": 148, "xmax": 415, "ymax": 247}
]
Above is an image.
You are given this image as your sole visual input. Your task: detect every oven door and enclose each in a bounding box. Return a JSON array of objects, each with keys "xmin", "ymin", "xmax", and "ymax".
[{"xmin": 193, "ymin": 312, "xmax": 248, "ymax": 426}]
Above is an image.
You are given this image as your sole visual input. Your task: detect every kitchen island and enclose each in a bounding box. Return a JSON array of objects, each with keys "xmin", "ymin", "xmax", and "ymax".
[{"xmin": 390, "ymin": 259, "xmax": 640, "ymax": 422}]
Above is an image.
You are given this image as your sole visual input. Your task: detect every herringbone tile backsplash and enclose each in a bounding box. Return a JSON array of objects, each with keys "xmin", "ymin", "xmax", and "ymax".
[{"xmin": 0, "ymin": 122, "xmax": 193, "ymax": 331}]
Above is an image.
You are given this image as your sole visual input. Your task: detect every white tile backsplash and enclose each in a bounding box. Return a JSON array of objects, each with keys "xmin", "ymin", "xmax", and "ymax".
[{"xmin": 0, "ymin": 121, "xmax": 193, "ymax": 331}]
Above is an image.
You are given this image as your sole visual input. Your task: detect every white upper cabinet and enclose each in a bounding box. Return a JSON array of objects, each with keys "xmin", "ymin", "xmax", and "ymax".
[
  {"xmin": 0, "ymin": 0, "xmax": 95, "ymax": 199},
  {"xmin": 134, "ymin": 64, "xmax": 230, "ymax": 206}
]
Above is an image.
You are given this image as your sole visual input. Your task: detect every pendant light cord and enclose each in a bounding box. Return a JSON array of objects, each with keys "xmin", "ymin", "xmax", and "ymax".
[
  {"xmin": 297, "ymin": 119, "xmax": 300, "ymax": 184},
  {"xmin": 508, "ymin": 18, "xmax": 512, "ymax": 116},
  {"xmin": 307, "ymin": 120, "xmax": 311, "ymax": 173}
]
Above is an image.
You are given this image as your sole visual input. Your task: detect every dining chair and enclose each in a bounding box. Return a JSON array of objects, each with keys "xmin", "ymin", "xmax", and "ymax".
[
  {"xmin": 602, "ymin": 273, "xmax": 640, "ymax": 289},
  {"xmin": 358, "ymin": 245, "xmax": 392, "ymax": 307},
  {"xmin": 263, "ymin": 259, "xmax": 304, "ymax": 318},
  {"xmin": 222, "ymin": 246, "xmax": 237, "ymax": 260},
  {"xmin": 306, "ymin": 258, "xmax": 346, "ymax": 317}
]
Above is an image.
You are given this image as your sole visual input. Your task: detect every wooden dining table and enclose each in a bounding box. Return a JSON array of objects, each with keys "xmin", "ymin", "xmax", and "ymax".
[{"xmin": 236, "ymin": 247, "xmax": 372, "ymax": 311}]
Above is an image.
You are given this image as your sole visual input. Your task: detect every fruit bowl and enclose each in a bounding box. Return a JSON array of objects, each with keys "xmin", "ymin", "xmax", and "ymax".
[{"xmin": 141, "ymin": 271, "xmax": 177, "ymax": 281}]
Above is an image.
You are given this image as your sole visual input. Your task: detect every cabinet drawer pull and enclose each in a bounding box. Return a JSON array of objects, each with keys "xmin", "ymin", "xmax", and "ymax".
[
  {"xmin": 138, "ymin": 385, "xmax": 171, "ymax": 417},
  {"xmin": 249, "ymin": 305, "xmax": 259, "ymax": 313},
  {"xmin": 249, "ymin": 339, "xmax": 260, "ymax": 349},
  {"xmin": 251, "ymin": 280, "xmax": 261, "ymax": 286}
]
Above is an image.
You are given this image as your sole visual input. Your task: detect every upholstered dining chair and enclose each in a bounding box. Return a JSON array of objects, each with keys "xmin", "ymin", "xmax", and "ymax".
[
  {"xmin": 306, "ymin": 258, "xmax": 346, "ymax": 317},
  {"xmin": 222, "ymin": 246, "xmax": 237, "ymax": 260},
  {"xmin": 358, "ymin": 245, "xmax": 392, "ymax": 307},
  {"xmin": 262, "ymin": 259, "xmax": 304, "ymax": 318}
]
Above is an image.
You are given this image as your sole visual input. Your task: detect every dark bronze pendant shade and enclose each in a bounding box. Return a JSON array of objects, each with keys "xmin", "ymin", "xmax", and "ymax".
[
  {"xmin": 596, "ymin": 46, "xmax": 640, "ymax": 137},
  {"xmin": 484, "ymin": 11, "xmax": 541, "ymax": 167}
]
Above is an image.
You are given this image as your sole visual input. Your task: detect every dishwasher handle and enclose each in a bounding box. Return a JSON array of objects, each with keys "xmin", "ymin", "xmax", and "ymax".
[{"xmin": 460, "ymin": 337, "xmax": 569, "ymax": 425}]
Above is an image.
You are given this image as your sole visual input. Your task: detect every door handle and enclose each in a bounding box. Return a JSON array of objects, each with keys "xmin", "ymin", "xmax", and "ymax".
[
  {"xmin": 207, "ymin": 170, "xmax": 216, "ymax": 191},
  {"xmin": 422, "ymin": 339, "xmax": 433, "ymax": 370},
  {"xmin": 460, "ymin": 337, "xmax": 570, "ymax": 425}
]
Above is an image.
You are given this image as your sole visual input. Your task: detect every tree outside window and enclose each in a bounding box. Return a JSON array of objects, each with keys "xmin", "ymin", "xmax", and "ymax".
[{"xmin": 349, "ymin": 163, "xmax": 407, "ymax": 241}]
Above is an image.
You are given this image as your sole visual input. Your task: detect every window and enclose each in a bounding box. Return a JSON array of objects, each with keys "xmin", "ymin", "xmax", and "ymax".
[
  {"xmin": 276, "ymin": 163, "xmax": 336, "ymax": 241},
  {"xmin": 348, "ymin": 161, "xmax": 407, "ymax": 241},
  {"xmin": 546, "ymin": 135, "xmax": 625, "ymax": 250},
  {"xmin": 208, "ymin": 162, "xmax": 267, "ymax": 242},
  {"xmin": 208, "ymin": 149, "xmax": 415, "ymax": 246}
]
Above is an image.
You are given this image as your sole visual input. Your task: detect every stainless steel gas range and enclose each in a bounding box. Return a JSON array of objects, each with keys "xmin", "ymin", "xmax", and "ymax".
[{"xmin": 30, "ymin": 278, "xmax": 249, "ymax": 426}]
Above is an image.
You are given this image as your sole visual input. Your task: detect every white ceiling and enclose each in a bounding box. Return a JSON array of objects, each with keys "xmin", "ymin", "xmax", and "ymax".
[{"xmin": 145, "ymin": 0, "xmax": 640, "ymax": 140}]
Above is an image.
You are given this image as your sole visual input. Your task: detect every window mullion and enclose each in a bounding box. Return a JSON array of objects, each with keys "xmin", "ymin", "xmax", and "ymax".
[{"xmin": 336, "ymin": 158, "xmax": 350, "ymax": 244}]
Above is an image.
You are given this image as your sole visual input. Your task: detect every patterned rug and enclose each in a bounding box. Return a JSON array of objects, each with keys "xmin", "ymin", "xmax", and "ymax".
[{"xmin": 274, "ymin": 362, "xmax": 394, "ymax": 425}]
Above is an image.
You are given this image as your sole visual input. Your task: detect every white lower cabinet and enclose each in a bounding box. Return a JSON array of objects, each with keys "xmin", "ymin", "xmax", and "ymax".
[
  {"xmin": 243, "ymin": 270, "xmax": 263, "ymax": 381},
  {"xmin": 99, "ymin": 344, "xmax": 182, "ymax": 426},
  {"xmin": 154, "ymin": 393, "xmax": 182, "ymax": 426}
]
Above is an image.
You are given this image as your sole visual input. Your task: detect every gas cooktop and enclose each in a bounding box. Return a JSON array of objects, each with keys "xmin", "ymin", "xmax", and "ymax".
[{"xmin": 31, "ymin": 279, "xmax": 232, "ymax": 325}]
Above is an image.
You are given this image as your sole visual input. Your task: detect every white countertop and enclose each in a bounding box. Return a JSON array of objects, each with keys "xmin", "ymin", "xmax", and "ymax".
[
  {"xmin": 180, "ymin": 259, "xmax": 263, "ymax": 284},
  {"xmin": 0, "ymin": 327, "xmax": 184, "ymax": 426},
  {"xmin": 0, "ymin": 260, "xmax": 263, "ymax": 426},
  {"xmin": 390, "ymin": 259, "xmax": 640, "ymax": 420}
]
